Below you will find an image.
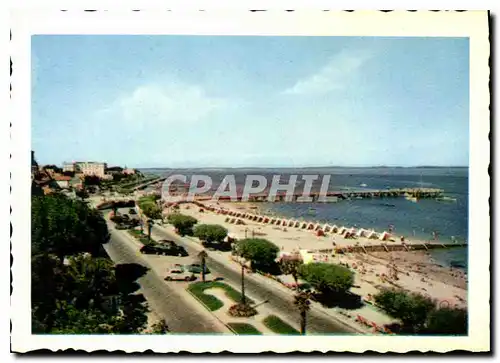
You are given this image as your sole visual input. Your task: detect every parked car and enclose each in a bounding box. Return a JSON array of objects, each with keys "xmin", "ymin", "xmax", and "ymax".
[
  {"xmin": 122, "ymin": 214, "xmax": 130, "ymax": 221},
  {"xmin": 129, "ymin": 208, "xmax": 137, "ymax": 215},
  {"xmin": 115, "ymin": 224, "xmax": 129, "ymax": 230},
  {"xmin": 139, "ymin": 244, "xmax": 188, "ymax": 257},
  {"xmin": 164, "ymin": 265, "xmax": 197, "ymax": 281},
  {"xmin": 186, "ymin": 263, "xmax": 210, "ymax": 274}
]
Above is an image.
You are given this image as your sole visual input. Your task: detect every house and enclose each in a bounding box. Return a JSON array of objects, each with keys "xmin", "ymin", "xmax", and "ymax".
[
  {"xmin": 123, "ymin": 168, "xmax": 136, "ymax": 175},
  {"xmin": 54, "ymin": 175, "xmax": 72, "ymax": 189}
]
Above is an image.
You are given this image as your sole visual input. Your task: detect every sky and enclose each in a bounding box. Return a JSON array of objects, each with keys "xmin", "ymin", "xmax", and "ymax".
[{"xmin": 32, "ymin": 36, "xmax": 469, "ymax": 168}]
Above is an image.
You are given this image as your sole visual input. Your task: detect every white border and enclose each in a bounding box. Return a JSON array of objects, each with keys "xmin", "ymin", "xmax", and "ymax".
[{"xmin": 10, "ymin": 10, "xmax": 490, "ymax": 353}]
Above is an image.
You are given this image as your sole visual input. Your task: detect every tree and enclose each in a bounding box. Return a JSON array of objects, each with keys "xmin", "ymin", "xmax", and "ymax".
[
  {"xmin": 151, "ymin": 319, "xmax": 170, "ymax": 334},
  {"xmin": 240, "ymin": 263, "xmax": 246, "ymax": 305},
  {"xmin": 194, "ymin": 224, "xmax": 228, "ymax": 244},
  {"xmin": 64, "ymin": 254, "xmax": 118, "ymax": 310},
  {"xmin": 140, "ymin": 202, "xmax": 162, "ymax": 219},
  {"xmin": 167, "ymin": 213, "xmax": 198, "ymax": 236},
  {"xmin": 233, "ymin": 238, "xmax": 280, "ymax": 269},
  {"xmin": 111, "ymin": 202, "xmax": 118, "ymax": 216},
  {"xmin": 280, "ymin": 259, "xmax": 303, "ymax": 287},
  {"xmin": 198, "ymin": 250, "xmax": 208, "ymax": 283},
  {"xmin": 32, "ymin": 194, "xmax": 110, "ymax": 261},
  {"xmin": 298, "ymin": 263, "xmax": 354, "ymax": 296},
  {"xmin": 425, "ymin": 307, "xmax": 467, "ymax": 335},
  {"xmin": 374, "ymin": 289, "xmax": 436, "ymax": 333},
  {"xmin": 147, "ymin": 219, "xmax": 154, "ymax": 241},
  {"xmin": 294, "ymin": 291, "xmax": 311, "ymax": 335},
  {"xmin": 75, "ymin": 188, "xmax": 89, "ymax": 201},
  {"xmin": 83, "ymin": 175, "xmax": 101, "ymax": 187}
]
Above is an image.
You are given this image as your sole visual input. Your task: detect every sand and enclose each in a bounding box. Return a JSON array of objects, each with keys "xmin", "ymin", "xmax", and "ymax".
[{"xmin": 165, "ymin": 201, "xmax": 468, "ymax": 313}]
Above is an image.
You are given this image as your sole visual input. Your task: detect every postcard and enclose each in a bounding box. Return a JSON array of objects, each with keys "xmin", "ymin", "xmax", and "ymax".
[{"xmin": 10, "ymin": 10, "xmax": 490, "ymax": 353}]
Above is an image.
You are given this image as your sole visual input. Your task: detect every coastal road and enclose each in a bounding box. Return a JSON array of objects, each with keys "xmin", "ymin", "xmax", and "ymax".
[
  {"xmin": 151, "ymin": 224, "xmax": 359, "ymax": 334},
  {"xmin": 103, "ymin": 223, "xmax": 229, "ymax": 334}
]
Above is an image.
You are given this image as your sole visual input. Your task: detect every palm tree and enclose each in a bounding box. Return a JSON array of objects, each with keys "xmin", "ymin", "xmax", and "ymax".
[
  {"xmin": 198, "ymin": 250, "xmax": 208, "ymax": 283},
  {"xmin": 147, "ymin": 219, "xmax": 154, "ymax": 241},
  {"xmin": 240, "ymin": 263, "xmax": 246, "ymax": 305},
  {"xmin": 294, "ymin": 291, "xmax": 311, "ymax": 335}
]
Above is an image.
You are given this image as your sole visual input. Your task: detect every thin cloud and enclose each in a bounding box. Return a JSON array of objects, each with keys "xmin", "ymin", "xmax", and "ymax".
[
  {"xmin": 283, "ymin": 49, "xmax": 373, "ymax": 95},
  {"xmin": 116, "ymin": 82, "xmax": 228, "ymax": 125}
]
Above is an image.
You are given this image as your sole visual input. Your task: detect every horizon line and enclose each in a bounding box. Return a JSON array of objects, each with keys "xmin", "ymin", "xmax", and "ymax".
[{"xmin": 134, "ymin": 165, "xmax": 469, "ymax": 170}]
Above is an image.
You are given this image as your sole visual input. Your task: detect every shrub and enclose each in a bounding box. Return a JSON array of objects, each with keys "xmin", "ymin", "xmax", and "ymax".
[
  {"xmin": 234, "ymin": 238, "xmax": 280, "ymax": 269},
  {"xmin": 167, "ymin": 213, "xmax": 198, "ymax": 236},
  {"xmin": 374, "ymin": 289, "xmax": 436, "ymax": 332},
  {"xmin": 193, "ymin": 224, "xmax": 228, "ymax": 243},
  {"xmin": 425, "ymin": 307, "xmax": 467, "ymax": 335},
  {"xmin": 299, "ymin": 263, "xmax": 354, "ymax": 295}
]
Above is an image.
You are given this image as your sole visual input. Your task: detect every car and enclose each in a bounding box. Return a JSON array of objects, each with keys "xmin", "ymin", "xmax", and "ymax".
[
  {"xmin": 164, "ymin": 266, "xmax": 197, "ymax": 281},
  {"xmin": 129, "ymin": 209, "xmax": 137, "ymax": 215},
  {"xmin": 115, "ymin": 224, "xmax": 129, "ymax": 230},
  {"xmin": 122, "ymin": 214, "xmax": 130, "ymax": 220},
  {"xmin": 186, "ymin": 263, "xmax": 210, "ymax": 274},
  {"xmin": 139, "ymin": 244, "xmax": 189, "ymax": 257}
]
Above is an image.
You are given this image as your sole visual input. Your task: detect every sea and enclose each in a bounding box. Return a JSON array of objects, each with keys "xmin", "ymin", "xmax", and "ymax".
[{"xmin": 140, "ymin": 167, "xmax": 468, "ymax": 271}]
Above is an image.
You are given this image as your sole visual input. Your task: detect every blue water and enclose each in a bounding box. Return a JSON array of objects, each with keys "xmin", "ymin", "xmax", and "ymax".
[{"xmin": 141, "ymin": 167, "xmax": 468, "ymax": 270}]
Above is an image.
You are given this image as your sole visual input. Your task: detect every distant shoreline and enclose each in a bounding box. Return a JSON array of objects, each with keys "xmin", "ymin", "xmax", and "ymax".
[{"xmin": 139, "ymin": 165, "xmax": 469, "ymax": 171}]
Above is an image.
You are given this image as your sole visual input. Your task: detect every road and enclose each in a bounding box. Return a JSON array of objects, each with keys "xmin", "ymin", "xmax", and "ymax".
[
  {"xmin": 151, "ymin": 224, "xmax": 359, "ymax": 334},
  {"xmin": 103, "ymin": 222, "xmax": 229, "ymax": 334}
]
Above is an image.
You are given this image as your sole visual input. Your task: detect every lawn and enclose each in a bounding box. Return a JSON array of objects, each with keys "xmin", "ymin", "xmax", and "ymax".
[
  {"xmin": 227, "ymin": 323, "xmax": 262, "ymax": 335},
  {"xmin": 263, "ymin": 315, "xmax": 300, "ymax": 335},
  {"xmin": 187, "ymin": 281, "xmax": 254, "ymax": 311}
]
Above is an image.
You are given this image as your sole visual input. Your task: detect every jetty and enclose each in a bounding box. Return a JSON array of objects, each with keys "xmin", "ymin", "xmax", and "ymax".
[
  {"xmin": 243, "ymin": 188, "xmax": 444, "ymax": 203},
  {"xmin": 333, "ymin": 242, "xmax": 467, "ymax": 254}
]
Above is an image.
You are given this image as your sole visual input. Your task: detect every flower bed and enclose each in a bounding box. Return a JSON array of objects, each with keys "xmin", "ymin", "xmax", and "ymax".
[
  {"xmin": 263, "ymin": 315, "xmax": 300, "ymax": 335},
  {"xmin": 227, "ymin": 303, "xmax": 257, "ymax": 317}
]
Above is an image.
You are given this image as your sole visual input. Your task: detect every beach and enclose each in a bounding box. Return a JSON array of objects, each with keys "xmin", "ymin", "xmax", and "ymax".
[{"xmin": 165, "ymin": 200, "xmax": 467, "ymax": 312}]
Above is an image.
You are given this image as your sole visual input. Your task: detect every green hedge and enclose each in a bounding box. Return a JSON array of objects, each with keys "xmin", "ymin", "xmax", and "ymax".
[
  {"xmin": 227, "ymin": 323, "xmax": 262, "ymax": 335},
  {"xmin": 187, "ymin": 281, "xmax": 254, "ymax": 311},
  {"xmin": 263, "ymin": 315, "xmax": 300, "ymax": 335}
]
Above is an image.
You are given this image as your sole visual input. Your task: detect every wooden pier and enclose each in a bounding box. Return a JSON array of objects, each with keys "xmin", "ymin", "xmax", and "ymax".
[
  {"xmin": 332, "ymin": 242, "xmax": 467, "ymax": 254},
  {"xmin": 245, "ymin": 188, "xmax": 444, "ymax": 202}
]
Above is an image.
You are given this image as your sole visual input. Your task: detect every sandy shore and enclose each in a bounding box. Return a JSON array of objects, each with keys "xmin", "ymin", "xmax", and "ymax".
[{"xmin": 165, "ymin": 201, "xmax": 467, "ymax": 311}]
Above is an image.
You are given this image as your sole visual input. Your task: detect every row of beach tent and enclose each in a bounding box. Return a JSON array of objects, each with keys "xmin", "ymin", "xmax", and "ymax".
[{"xmin": 201, "ymin": 204, "xmax": 393, "ymax": 241}]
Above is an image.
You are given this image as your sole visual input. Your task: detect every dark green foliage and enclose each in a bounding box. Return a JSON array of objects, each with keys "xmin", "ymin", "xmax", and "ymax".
[
  {"xmin": 234, "ymin": 238, "xmax": 280, "ymax": 269},
  {"xmin": 263, "ymin": 315, "xmax": 300, "ymax": 335},
  {"xmin": 32, "ymin": 194, "xmax": 110, "ymax": 260},
  {"xmin": 374, "ymin": 289, "xmax": 437, "ymax": 332},
  {"xmin": 75, "ymin": 188, "xmax": 89, "ymax": 200},
  {"xmin": 150, "ymin": 319, "xmax": 169, "ymax": 334},
  {"xmin": 31, "ymin": 194, "xmax": 148, "ymax": 334},
  {"xmin": 137, "ymin": 195, "xmax": 162, "ymax": 219},
  {"xmin": 298, "ymin": 263, "xmax": 354, "ymax": 295},
  {"xmin": 425, "ymin": 307, "xmax": 467, "ymax": 335},
  {"xmin": 227, "ymin": 323, "xmax": 262, "ymax": 335},
  {"xmin": 83, "ymin": 175, "xmax": 101, "ymax": 187},
  {"xmin": 193, "ymin": 224, "xmax": 228, "ymax": 243},
  {"xmin": 167, "ymin": 213, "xmax": 198, "ymax": 236}
]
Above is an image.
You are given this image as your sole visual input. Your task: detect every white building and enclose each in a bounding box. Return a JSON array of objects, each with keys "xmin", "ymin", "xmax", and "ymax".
[
  {"xmin": 62, "ymin": 162, "xmax": 76, "ymax": 173},
  {"xmin": 75, "ymin": 162, "xmax": 107, "ymax": 178}
]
